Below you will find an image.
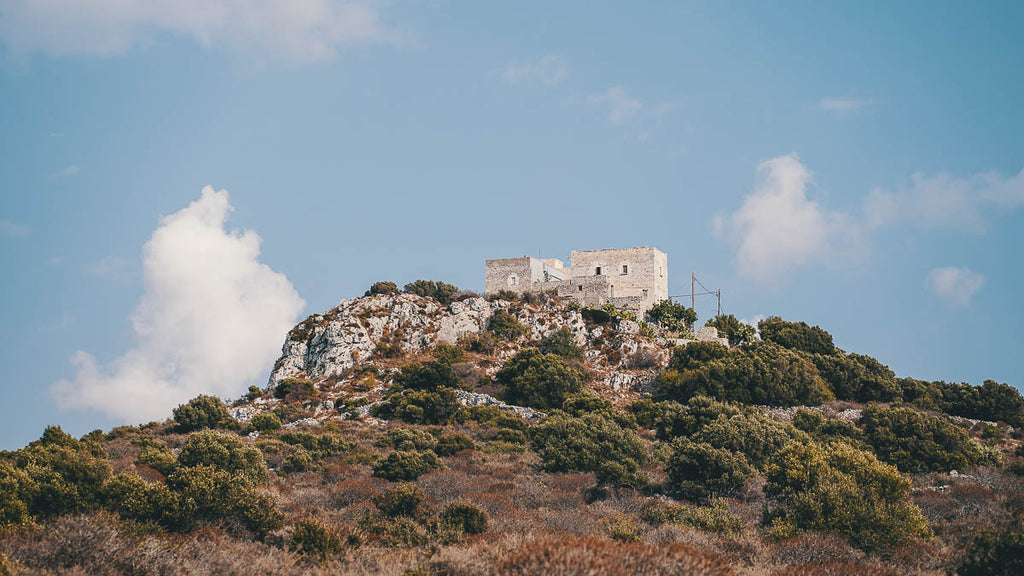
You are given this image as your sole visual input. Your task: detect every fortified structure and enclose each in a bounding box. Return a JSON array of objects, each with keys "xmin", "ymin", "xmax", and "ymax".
[{"xmin": 485, "ymin": 246, "xmax": 668, "ymax": 315}]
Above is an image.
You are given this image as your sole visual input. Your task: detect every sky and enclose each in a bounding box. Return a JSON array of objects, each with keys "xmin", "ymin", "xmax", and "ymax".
[{"xmin": 1, "ymin": 1, "xmax": 1022, "ymax": 449}]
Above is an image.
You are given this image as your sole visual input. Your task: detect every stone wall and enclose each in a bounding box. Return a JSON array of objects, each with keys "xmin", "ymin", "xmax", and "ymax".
[{"xmin": 485, "ymin": 257, "xmax": 567, "ymax": 295}]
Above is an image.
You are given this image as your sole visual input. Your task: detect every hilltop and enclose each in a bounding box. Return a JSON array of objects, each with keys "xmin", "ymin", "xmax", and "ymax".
[{"xmin": 1, "ymin": 283, "xmax": 1023, "ymax": 575}]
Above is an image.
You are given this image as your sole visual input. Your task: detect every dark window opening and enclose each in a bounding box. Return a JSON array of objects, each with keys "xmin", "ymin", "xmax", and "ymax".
[
  {"xmin": 622, "ymin": 265, "xmax": 628, "ymax": 274},
  {"xmin": 578, "ymin": 285, "xmax": 583, "ymax": 291},
  {"xmin": 595, "ymin": 266, "xmax": 602, "ymax": 275}
]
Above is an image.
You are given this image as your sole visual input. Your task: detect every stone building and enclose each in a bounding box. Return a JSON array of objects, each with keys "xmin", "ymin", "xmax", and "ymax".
[{"xmin": 485, "ymin": 246, "xmax": 668, "ymax": 315}]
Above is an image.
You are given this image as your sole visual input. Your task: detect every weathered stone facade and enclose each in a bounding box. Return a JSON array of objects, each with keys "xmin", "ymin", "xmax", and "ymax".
[{"xmin": 485, "ymin": 246, "xmax": 668, "ymax": 315}]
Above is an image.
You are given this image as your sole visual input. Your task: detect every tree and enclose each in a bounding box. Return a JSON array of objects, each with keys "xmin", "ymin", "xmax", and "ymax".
[
  {"xmin": 646, "ymin": 300, "xmax": 697, "ymax": 334},
  {"xmin": 758, "ymin": 316, "xmax": 836, "ymax": 355},
  {"xmin": 531, "ymin": 413, "xmax": 648, "ymax": 487},
  {"xmin": 177, "ymin": 430, "xmax": 269, "ymax": 484},
  {"xmin": 704, "ymin": 315, "xmax": 756, "ymax": 347},
  {"xmin": 403, "ymin": 280, "xmax": 461, "ymax": 305},
  {"xmin": 365, "ymin": 281, "xmax": 400, "ymax": 296},
  {"xmin": 859, "ymin": 405, "xmax": 997, "ymax": 473},
  {"xmin": 666, "ymin": 439, "xmax": 753, "ymax": 500},
  {"xmin": 497, "ymin": 349, "xmax": 586, "ymax": 410},
  {"xmin": 487, "ymin": 309, "xmax": 529, "ymax": 341},
  {"xmin": 539, "ymin": 327, "xmax": 583, "ymax": 359},
  {"xmin": 172, "ymin": 395, "xmax": 234, "ymax": 432}
]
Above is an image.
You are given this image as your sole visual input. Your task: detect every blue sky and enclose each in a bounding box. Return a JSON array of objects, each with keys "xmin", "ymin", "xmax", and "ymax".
[{"xmin": 1, "ymin": 1, "xmax": 1022, "ymax": 448}]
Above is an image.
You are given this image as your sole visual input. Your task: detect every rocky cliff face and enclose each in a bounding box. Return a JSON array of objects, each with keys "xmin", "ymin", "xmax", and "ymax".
[{"xmin": 266, "ymin": 292, "xmax": 669, "ymax": 397}]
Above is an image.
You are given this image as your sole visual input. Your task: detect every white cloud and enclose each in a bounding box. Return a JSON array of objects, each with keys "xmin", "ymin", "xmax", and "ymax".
[
  {"xmin": 588, "ymin": 86, "xmax": 642, "ymax": 126},
  {"xmin": 927, "ymin": 267, "xmax": 985, "ymax": 307},
  {"xmin": 716, "ymin": 153, "xmax": 861, "ymax": 286},
  {"xmin": 819, "ymin": 96, "xmax": 873, "ymax": 115},
  {"xmin": 865, "ymin": 168, "xmax": 1024, "ymax": 232},
  {"xmin": 52, "ymin": 186, "xmax": 305, "ymax": 421},
  {"xmin": 501, "ymin": 54, "xmax": 567, "ymax": 86},
  {"xmin": 0, "ymin": 220, "xmax": 30, "ymax": 237},
  {"xmin": 0, "ymin": 0, "xmax": 397, "ymax": 60}
]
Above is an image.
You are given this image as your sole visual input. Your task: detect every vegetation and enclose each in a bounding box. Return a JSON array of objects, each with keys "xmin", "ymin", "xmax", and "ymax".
[
  {"xmin": 497, "ymin": 349, "xmax": 586, "ymax": 410},
  {"xmin": 487, "ymin": 309, "xmax": 529, "ymax": 341},
  {"xmin": 530, "ymin": 413, "xmax": 648, "ymax": 487},
  {"xmin": 704, "ymin": 314, "xmax": 757, "ymax": 346},
  {"xmin": 365, "ymin": 281, "xmax": 400, "ymax": 296},
  {"xmin": 758, "ymin": 316, "xmax": 836, "ymax": 355},
  {"xmin": 645, "ymin": 299, "xmax": 697, "ymax": 333},
  {"xmin": 403, "ymin": 280, "xmax": 461, "ymax": 305},
  {"xmin": 859, "ymin": 405, "xmax": 998, "ymax": 473},
  {"xmin": 172, "ymin": 395, "xmax": 234, "ymax": 432},
  {"xmin": 538, "ymin": 327, "xmax": 583, "ymax": 358}
]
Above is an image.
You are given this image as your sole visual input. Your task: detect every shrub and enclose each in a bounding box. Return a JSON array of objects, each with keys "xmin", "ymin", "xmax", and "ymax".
[
  {"xmin": 249, "ymin": 412, "xmax": 282, "ymax": 433},
  {"xmin": 580, "ymin": 307, "xmax": 612, "ymax": 324},
  {"xmin": 667, "ymin": 342, "xmax": 728, "ymax": 371},
  {"xmin": 531, "ymin": 413, "xmax": 648, "ymax": 487},
  {"xmin": 172, "ymin": 395, "xmax": 234, "ymax": 432},
  {"xmin": 499, "ymin": 536, "xmax": 733, "ymax": 576},
  {"xmin": 394, "ymin": 361, "xmax": 459, "ymax": 391},
  {"xmin": 100, "ymin": 473, "xmax": 178, "ymax": 525},
  {"xmin": 433, "ymin": 343, "xmax": 465, "ymax": 365},
  {"xmin": 403, "ymin": 280, "xmax": 461, "ymax": 305},
  {"xmin": 165, "ymin": 464, "xmax": 283, "ymax": 535},
  {"xmin": 277, "ymin": 431, "xmax": 351, "ymax": 459},
  {"xmin": 758, "ymin": 316, "xmax": 836, "ymax": 355},
  {"xmin": 365, "ymin": 281, "xmax": 400, "ymax": 296},
  {"xmin": 273, "ymin": 378, "xmax": 317, "ymax": 403},
  {"xmin": 646, "ymin": 300, "xmax": 697, "ymax": 333},
  {"xmin": 439, "ymin": 502, "xmax": 488, "ymax": 534},
  {"xmin": 959, "ymin": 530, "xmax": 1024, "ymax": 576},
  {"xmin": 764, "ymin": 441, "xmax": 930, "ymax": 550},
  {"xmin": 933, "ymin": 379, "xmax": 1024, "ymax": 427},
  {"xmin": 281, "ymin": 447, "xmax": 315, "ymax": 473},
  {"xmin": 539, "ymin": 327, "xmax": 583, "ymax": 359},
  {"xmin": 434, "ymin": 433, "xmax": 476, "ymax": 456},
  {"xmin": 372, "ymin": 483, "xmax": 426, "ymax": 518},
  {"xmin": 374, "ymin": 387, "xmax": 462, "ymax": 425},
  {"xmin": 694, "ymin": 412, "xmax": 806, "ymax": 469},
  {"xmin": 177, "ymin": 431, "xmax": 269, "ymax": 484},
  {"xmin": 704, "ymin": 314, "xmax": 756, "ymax": 346},
  {"xmin": 373, "ymin": 451, "xmax": 442, "ymax": 481},
  {"xmin": 812, "ymin": 352, "xmax": 900, "ymax": 402},
  {"xmin": 666, "ymin": 439, "xmax": 753, "ymax": 499},
  {"xmin": 497, "ymin": 349, "xmax": 586, "ymax": 410},
  {"xmin": 243, "ymin": 385, "xmax": 264, "ymax": 402},
  {"xmin": 860, "ymin": 405, "xmax": 997, "ymax": 473},
  {"xmin": 487, "ymin": 309, "xmax": 529, "ymax": 341},
  {"xmin": 602, "ymin": 513, "xmax": 640, "ymax": 542},
  {"xmin": 13, "ymin": 426, "xmax": 110, "ymax": 518},
  {"xmin": 0, "ymin": 462, "xmax": 35, "ymax": 526},
  {"xmin": 135, "ymin": 444, "xmax": 178, "ymax": 476},
  {"xmin": 289, "ymin": 517, "xmax": 344, "ymax": 561},
  {"xmin": 657, "ymin": 341, "xmax": 833, "ymax": 407},
  {"xmin": 380, "ymin": 427, "xmax": 438, "ymax": 452},
  {"xmin": 640, "ymin": 498, "xmax": 743, "ymax": 534}
]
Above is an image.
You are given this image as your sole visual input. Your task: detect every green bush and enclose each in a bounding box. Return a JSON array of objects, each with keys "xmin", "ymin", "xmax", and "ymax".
[
  {"xmin": 580, "ymin": 308, "xmax": 612, "ymax": 324},
  {"xmin": 602, "ymin": 513, "xmax": 640, "ymax": 542},
  {"xmin": 959, "ymin": 530, "xmax": 1024, "ymax": 576},
  {"xmin": 811, "ymin": 352, "xmax": 900, "ymax": 402},
  {"xmin": 403, "ymin": 280, "xmax": 461, "ymax": 305},
  {"xmin": 497, "ymin": 349, "xmax": 586, "ymax": 410},
  {"xmin": 374, "ymin": 387, "xmax": 462, "ymax": 425},
  {"xmin": 433, "ymin": 343, "xmax": 465, "ymax": 365},
  {"xmin": 646, "ymin": 300, "xmax": 697, "ymax": 333},
  {"xmin": 379, "ymin": 427, "xmax": 438, "ymax": 452},
  {"xmin": 281, "ymin": 447, "xmax": 315, "ymax": 473},
  {"xmin": 250, "ymin": 412, "xmax": 283, "ymax": 433},
  {"xmin": 667, "ymin": 342, "xmax": 728, "ymax": 371},
  {"xmin": 372, "ymin": 483, "xmax": 426, "ymax": 518},
  {"xmin": 13, "ymin": 426, "xmax": 110, "ymax": 518},
  {"xmin": 860, "ymin": 405, "xmax": 997, "ymax": 473},
  {"xmin": 100, "ymin": 473, "xmax": 178, "ymax": 525},
  {"xmin": 657, "ymin": 341, "xmax": 833, "ymax": 407},
  {"xmin": 439, "ymin": 502, "xmax": 489, "ymax": 535},
  {"xmin": 394, "ymin": 361, "xmax": 459, "ymax": 391},
  {"xmin": 640, "ymin": 498, "xmax": 742, "ymax": 534},
  {"xmin": 365, "ymin": 281, "xmax": 400, "ymax": 296},
  {"xmin": 758, "ymin": 316, "xmax": 836, "ymax": 355},
  {"xmin": 693, "ymin": 412, "xmax": 805, "ymax": 469},
  {"xmin": 290, "ymin": 517, "xmax": 345, "ymax": 561},
  {"xmin": 177, "ymin": 431, "xmax": 269, "ymax": 484},
  {"xmin": 135, "ymin": 444, "xmax": 178, "ymax": 476},
  {"xmin": 704, "ymin": 315, "xmax": 756, "ymax": 346},
  {"xmin": 764, "ymin": 441, "xmax": 930, "ymax": 550},
  {"xmin": 172, "ymin": 395, "xmax": 234, "ymax": 432},
  {"xmin": 0, "ymin": 462, "xmax": 35, "ymax": 526},
  {"xmin": 277, "ymin": 431, "xmax": 351, "ymax": 459},
  {"xmin": 539, "ymin": 327, "xmax": 583, "ymax": 359},
  {"xmin": 930, "ymin": 379, "xmax": 1024, "ymax": 427},
  {"xmin": 434, "ymin": 433, "xmax": 476, "ymax": 456},
  {"xmin": 487, "ymin": 309, "xmax": 529, "ymax": 341},
  {"xmin": 372, "ymin": 450, "xmax": 442, "ymax": 481},
  {"xmin": 273, "ymin": 378, "xmax": 317, "ymax": 403},
  {"xmin": 166, "ymin": 464, "xmax": 283, "ymax": 535},
  {"xmin": 531, "ymin": 413, "xmax": 648, "ymax": 487},
  {"xmin": 666, "ymin": 439, "xmax": 753, "ymax": 500},
  {"xmin": 629, "ymin": 396, "xmax": 743, "ymax": 440},
  {"xmin": 244, "ymin": 385, "xmax": 264, "ymax": 402}
]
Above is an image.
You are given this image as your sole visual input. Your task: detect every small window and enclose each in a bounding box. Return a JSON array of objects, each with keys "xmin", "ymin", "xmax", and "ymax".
[
  {"xmin": 595, "ymin": 266, "xmax": 602, "ymax": 275},
  {"xmin": 622, "ymin": 265, "xmax": 628, "ymax": 274},
  {"xmin": 578, "ymin": 285, "xmax": 583, "ymax": 291},
  {"xmin": 508, "ymin": 275, "xmax": 518, "ymax": 286},
  {"xmin": 642, "ymin": 289, "xmax": 649, "ymax": 298}
]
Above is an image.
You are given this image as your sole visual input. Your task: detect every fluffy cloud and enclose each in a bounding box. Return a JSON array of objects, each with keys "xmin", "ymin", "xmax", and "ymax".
[
  {"xmin": 715, "ymin": 153, "xmax": 861, "ymax": 286},
  {"xmin": 588, "ymin": 87, "xmax": 643, "ymax": 126},
  {"xmin": 0, "ymin": 0, "xmax": 397, "ymax": 60},
  {"xmin": 501, "ymin": 54, "xmax": 568, "ymax": 86},
  {"xmin": 52, "ymin": 187, "xmax": 305, "ymax": 421},
  {"xmin": 865, "ymin": 168, "xmax": 1024, "ymax": 232},
  {"xmin": 927, "ymin": 267, "xmax": 985, "ymax": 307}
]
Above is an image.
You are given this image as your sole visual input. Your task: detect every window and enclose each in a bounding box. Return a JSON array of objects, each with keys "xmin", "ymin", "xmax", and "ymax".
[
  {"xmin": 642, "ymin": 289, "xmax": 648, "ymax": 298},
  {"xmin": 595, "ymin": 266, "xmax": 602, "ymax": 275},
  {"xmin": 578, "ymin": 285, "xmax": 583, "ymax": 291},
  {"xmin": 622, "ymin": 265, "xmax": 628, "ymax": 274},
  {"xmin": 508, "ymin": 275, "xmax": 518, "ymax": 286}
]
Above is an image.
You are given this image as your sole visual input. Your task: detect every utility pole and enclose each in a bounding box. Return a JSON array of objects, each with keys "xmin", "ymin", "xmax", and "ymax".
[
  {"xmin": 691, "ymin": 272, "xmax": 695, "ymax": 311},
  {"xmin": 717, "ymin": 289, "xmax": 721, "ymax": 317}
]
